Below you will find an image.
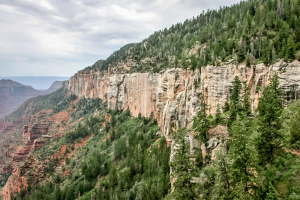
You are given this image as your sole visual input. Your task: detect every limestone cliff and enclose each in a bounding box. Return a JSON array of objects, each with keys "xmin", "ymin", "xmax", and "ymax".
[{"xmin": 64, "ymin": 60, "xmax": 300, "ymax": 141}]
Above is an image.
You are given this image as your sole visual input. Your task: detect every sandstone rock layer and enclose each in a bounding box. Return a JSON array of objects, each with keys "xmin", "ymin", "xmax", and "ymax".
[{"xmin": 64, "ymin": 61, "xmax": 300, "ymax": 141}]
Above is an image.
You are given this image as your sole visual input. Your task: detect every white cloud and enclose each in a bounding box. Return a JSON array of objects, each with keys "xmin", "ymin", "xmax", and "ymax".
[{"xmin": 0, "ymin": 0, "xmax": 239, "ymax": 77}]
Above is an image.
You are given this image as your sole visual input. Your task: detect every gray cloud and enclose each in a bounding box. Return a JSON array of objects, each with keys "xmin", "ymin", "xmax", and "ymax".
[{"xmin": 0, "ymin": 0, "xmax": 239, "ymax": 77}]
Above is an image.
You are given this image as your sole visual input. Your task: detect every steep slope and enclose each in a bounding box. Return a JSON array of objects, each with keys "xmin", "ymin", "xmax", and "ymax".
[
  {"xmin": 2, "ymin": 0, "xmax": 300, "ymax": 199},
  {"xmin": 41, "ymin": 81, "xmax": 64, "ymax": 94},
  {"xmin": 0, "ymin": 80, "xmax": 63, "ymax": 119},
  {"xmin": 81, "ymin": 0, "xmax": 300, "ymax": 74},
  {"xmin": 64, "ymin": 60, "xmax": 300, "ymax": 141},
  {"xmin": 0, "ymin": 90, "xmax": 105, "ymax": 199},
  {"xmin": 6, "ymin": 110, "xmax": 170, "ymax": 200}
]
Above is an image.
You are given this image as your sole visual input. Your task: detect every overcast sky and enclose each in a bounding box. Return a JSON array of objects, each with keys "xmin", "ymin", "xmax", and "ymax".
[{"xmin": 0, "ymin": 0, "xmax": 239, "ymax": 77}]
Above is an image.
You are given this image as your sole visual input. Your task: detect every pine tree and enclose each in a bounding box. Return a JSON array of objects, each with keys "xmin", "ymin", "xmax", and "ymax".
[
  {"xmin": 191, "ymin": 54, "xmax": 198, "ymax": 71},
  {"xmin": 290, "ymin": 108, "xmax": 300, "ymax": 148},
  {"xmin": 228, "ymin": 76, "xmax": 243, "ymax": 127},
  {"xmin": 237, "ymin": 42, "xmax": 245, "ymax": 62},
  {"xmin": 256, "ymin": 73, "xmax": 284, "ymax": 165},
  {"xmin": 262, "ymin": 39, "xmax": 271, "ymax": 65},
  {"xmin": 230, "ymin": 115, "xmax": 255, "ymax": 193},
  {"xmin": 296, "ymin": 18, "xmax": 300, "ymax": 43},
  {"xmin": 223, "ymin": 101, "xmax": 230, "ymax": 112},
  {"xmin": 193, "ymin": 96, "xmax": 210, "ymax": 143},
  {"xmin": 242, "ymin": 82, "xmax": 251, "ymax": 116},
  {"xmin": 170, "ymin": 129, "xmax": 196, "ymax": 200},
  {"xmin": 195, "ymin": 149, "xmax": 203, "ymax": 169},
  {"xmin": 246, "ymin": 56, "xmax": 251, "ymax": 67},
  {"xmin": 265, "ymin": 182, "xmax": 280, "ymax": 200},
  {"xmin": 286, "ymin": 34, "xmax": 296, "ymax": 60},
  {"xmin": 212, "ymin": 146, "xmax": 232, "ymax": 198},
  {"xmin": 215, "ymin": 103, "xmax": 222, "ymax": 124},
  {"xmin": 54, "ymin": 187, "xmax": 62, "ymax": 200}
]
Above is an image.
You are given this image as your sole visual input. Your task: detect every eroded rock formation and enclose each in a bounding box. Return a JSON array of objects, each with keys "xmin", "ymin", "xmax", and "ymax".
[
  {"xmin": 23, "ymin": 123, "xmax": 49, "ymax": 142},
  {"xmin": 64, "ymin": 60, "xmax": 300, "ymax": 141}
]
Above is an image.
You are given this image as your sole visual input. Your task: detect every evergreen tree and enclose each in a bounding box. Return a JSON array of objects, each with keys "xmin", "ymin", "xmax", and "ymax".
[
  {"xmin": 215, "ymin": 103, "xmax": 222, "ymax": 124},
  {"xmin": 290, "ymin": 108, "xmax": 300, "ymax": 149},
  {"xmin": 212, "ymin": 146, "xmax": 232, "ymax": 198},
  {"xmin": 170, "ymin": 129, "xmax": 196, "ymax": 200},
  {"xmin": 256, "ymin": 73, "xmax": 284, "ymax": 165},
  {"xmin": 54, "ymin": 187, "xmax": 61, "ymax": 200},
  {"xmin": 191, "ymin": 54, "xmax": 198, "ymax": 71},
  {"xmin": 195, "ymin": 150, "xmax": 203, "ymax": 169},
  {"xmin": 223, "ymin": 101, "xmax": 230, "ymax": 112},
  {"xmin": 246, "ymin": 56, "xmax": 251, "ymax": 67},
  {"xmin": 242, "ymin": 82, "xmax": 251, "ymax": 116},
  {"xmin": 265, "ymin": 182, "xmax": 280, "ymax": 200},
  {"xmin": 262, "ymin": 39, "xmax": 272, "ymax": 65},
  {"xmin": 228, "ymin": 76, "xmax": 242, "ymax": 127},
  {"xmin": 237, "ymin": 42, "xmax": 245, "ymax": 62},
  {"xmin": 230, "ymin": 115, "xmax": 255, "ymax": 193},
  {"xmin": 286, "ymin": 34, "xmax": 296, "ymax": 60},
  {"xmin": 193, "ymin": 96, "xmax": 210, "ymax": 143},
  {"xmin": 296, "ymin": 18, "xmax": 300, "ymax": 43}
]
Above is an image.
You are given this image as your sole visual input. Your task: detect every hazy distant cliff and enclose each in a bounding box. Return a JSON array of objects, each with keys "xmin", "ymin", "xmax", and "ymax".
[{"xmin": 0, "ymin": 80, "xmax": 63, "ymax": 119}]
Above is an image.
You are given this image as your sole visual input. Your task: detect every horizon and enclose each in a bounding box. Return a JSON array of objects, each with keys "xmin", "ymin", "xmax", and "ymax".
[{"xmin": 0, "ymin": 76, "xmax": 69, "ymax": 90}]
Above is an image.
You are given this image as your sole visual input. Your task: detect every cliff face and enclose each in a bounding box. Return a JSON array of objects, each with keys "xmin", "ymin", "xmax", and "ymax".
[
  {"xmin": 65, "ymin": 68, "xmax": 201, "ymax": 141},
  {"xmin": 65, "ymin": 60, "xmax": 300, "ymax": 141}
]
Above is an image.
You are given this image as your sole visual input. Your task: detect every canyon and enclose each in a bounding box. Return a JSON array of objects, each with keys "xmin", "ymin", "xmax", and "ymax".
[
  {"xmin": 0, "ymin": 80, "xmax": 64, "ymax": 119},
  {"xmin": 1, "ymin": 60, "xmax": 300, "ymax": 199}
]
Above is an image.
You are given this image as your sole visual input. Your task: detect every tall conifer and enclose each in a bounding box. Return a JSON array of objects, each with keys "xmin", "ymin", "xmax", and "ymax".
[{"xmin": 256, "ymin": 73, "xmax": 284, "ymax": 165}]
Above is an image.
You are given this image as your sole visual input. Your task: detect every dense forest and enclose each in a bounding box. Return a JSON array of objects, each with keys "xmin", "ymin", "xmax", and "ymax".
[
  {"xmin": 12, "ymin": 109, "xmax": 171, "ymax": 200},
  {"xmin": 167, "ymin": 74, "xmax": 300, "ymax": 199},
  {"xmin": 4, "ymin": 0, "xmax": 300, "ymax": 199},
  {"xmin": 84, "ymin": 0, "xmax": 300, "ymax": 74}
]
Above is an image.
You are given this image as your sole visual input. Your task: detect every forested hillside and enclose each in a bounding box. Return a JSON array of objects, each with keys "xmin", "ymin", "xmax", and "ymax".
[
  {"xmin": 167, "ymin": 74, "xmax": 300, "ymax": 199},
  {"xmin": 2, "ymin": 0, "xmax": 300, "ymax": 199},
  {"xmin": 86, "ymin": 0, "xmax": 300, "ymax": 74},
  {"xmin": 11, "ymin": 109, "xmax": 171, "ymax": 200}
]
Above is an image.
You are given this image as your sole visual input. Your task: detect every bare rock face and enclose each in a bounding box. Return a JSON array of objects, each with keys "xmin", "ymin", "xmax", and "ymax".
[
  {"xmin": 200, "ymin": 60, "xmax": 300, "ymax": 115},
  {"xmin": 65, "ymin": 68, "xmax": 201, "ymax": 141},
  {"xmin": 23, "ymin": 123, "xmax": 49, "ymax": 142},
  {"xmin": 64, "ymin": 60, "xmax": 300, "ymax": 141}
]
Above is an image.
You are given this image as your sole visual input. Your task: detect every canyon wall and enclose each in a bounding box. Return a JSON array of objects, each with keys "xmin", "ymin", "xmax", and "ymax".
[{"xmin": 64, "ymin": 60, "xmax": 300, "ymax": 141}]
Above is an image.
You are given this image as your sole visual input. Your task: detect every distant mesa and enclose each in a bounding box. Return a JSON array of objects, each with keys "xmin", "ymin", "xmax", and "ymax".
[{"xmin": 0, "ymin": 79, "xmax": 65, "ymax": 119}]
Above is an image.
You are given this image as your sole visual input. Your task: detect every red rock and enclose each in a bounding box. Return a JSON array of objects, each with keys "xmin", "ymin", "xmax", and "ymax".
[{"xmin": 23, "ymin": 123, "xmax": 49, "ymax": 142}]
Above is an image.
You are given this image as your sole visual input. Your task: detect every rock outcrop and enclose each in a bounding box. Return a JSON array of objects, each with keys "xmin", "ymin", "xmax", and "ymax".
[
  {"xmin": 65, "ymin": 68, "xmax": 201, "ymax": 141},
  {"xmin": 23, "ymin": 123, "xmax": 49, "ymax": 142},
  {"xmin": 64, "ymin": 60, "xmax": 300, "ymax": 141}
]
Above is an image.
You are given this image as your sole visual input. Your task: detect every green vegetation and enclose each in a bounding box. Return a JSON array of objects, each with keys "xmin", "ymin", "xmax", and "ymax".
[
  {"xmin": 5, "ymin": 0, "xmax": 300, "ymax": 199},
  {"xmin": 13, "ymin": 109, "xmax": 170, "ymax": 200},
  {"xmin": 170, "ymin": 74, "xmax": 300, "ymax": 199},
  {"xmin": 0, "ymin": 172, "xmax": 12, "ymax": 187},
  {"xmin": 53, "ymin": 94, "xmax": 77, "ymax": 114},
  {"xmin": 85, "ymin": 0, "xmax": 300, "ymax": 74},
  {"xmin": 3, "ymin": 88, "xmax": 68, "ymax": 122}
]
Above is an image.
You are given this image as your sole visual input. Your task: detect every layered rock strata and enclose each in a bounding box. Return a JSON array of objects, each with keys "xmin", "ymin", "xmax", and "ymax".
[
  {"xmin": 23, "ymin": 123, "xmax": 49, "ymax": 142},
  {"xmin": 64, "ymin": 60, "xmax": 300, "ymax": 141}
]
